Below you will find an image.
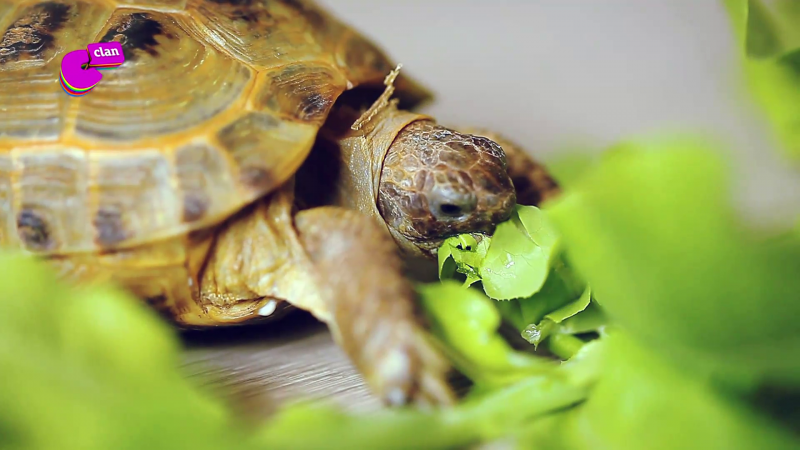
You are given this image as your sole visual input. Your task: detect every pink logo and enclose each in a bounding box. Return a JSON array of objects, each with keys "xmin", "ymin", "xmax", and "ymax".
[
  {"xmin": 87, "ymin": 42, "xmax": 125, "ymax": 67},
  {"xmin": 60, "ymin": 42, "xmax": 125, "ymax": 96}
]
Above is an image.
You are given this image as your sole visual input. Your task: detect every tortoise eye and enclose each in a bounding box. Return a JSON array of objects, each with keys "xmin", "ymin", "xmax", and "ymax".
[{"xmin": 438, "ymin": 203, "xmax": 463, "ymax": 217}]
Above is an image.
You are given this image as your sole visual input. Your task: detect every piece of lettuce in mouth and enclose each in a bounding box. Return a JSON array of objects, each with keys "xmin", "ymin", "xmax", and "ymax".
[
  {"xmin": 438, "ymin": 205, "xmax": 561, "ymax": 300},
  {"xmin": 436, "ymin": 205, "xmax": 603, "ymax": 362}
]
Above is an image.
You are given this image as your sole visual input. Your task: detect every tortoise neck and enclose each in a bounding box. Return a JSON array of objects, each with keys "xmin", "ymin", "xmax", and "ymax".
[{"xmin": 294, "ymin": 105, "xmax": 429, "ymax": 252}]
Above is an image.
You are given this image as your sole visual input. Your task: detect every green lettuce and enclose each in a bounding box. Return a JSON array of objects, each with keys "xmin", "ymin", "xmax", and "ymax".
[
  {"xmin": 438, "ymin": 205, "xmax": 561, "ymax": 299},
  {"xmin": 545, "ymin": 137, "xmax": 800, "ymax": 387},
  {"xmin": 518, "ymin": 332, "xmax": 799, "ymax": 450},
  {"xmin": 724, "ymin": 0, "xmax": 800, "ymax": 160},
  {"xmin": 418, "ymin": 281, "xmax": 557, "ymax": 389},
  {"xmin": 0, "ymin": 254, "xmax": 243, "ymax": 450},
  {"xmin": 428, "ymin": 135, "xmax": 800, "ymax": 447},
  {"xmin": 253, "ymin": 349, "xmax": 597, "ymax": 450},
  {"xmin": 437, "ymin": 204, "xmax": 599, "ymax": 360},
  {"xmin": 519, "ymin": 286, "xmax": 592, "ymax": 355}
]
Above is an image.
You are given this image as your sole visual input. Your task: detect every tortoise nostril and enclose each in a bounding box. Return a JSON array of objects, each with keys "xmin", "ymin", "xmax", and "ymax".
[{"xmin": 438, "ymin": 203, "xmax": 463, "ymax": 217}]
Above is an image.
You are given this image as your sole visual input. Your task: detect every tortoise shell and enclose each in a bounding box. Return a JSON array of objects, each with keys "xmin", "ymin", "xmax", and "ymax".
[{"xmin": 0, "ymin": 0, "xmax": 423, "ymax": 255}]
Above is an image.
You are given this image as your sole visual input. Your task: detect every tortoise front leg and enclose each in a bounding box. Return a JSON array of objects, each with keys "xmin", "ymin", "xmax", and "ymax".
[
  {"xmin": 461, "ymin": 128, "xmax": 561, "ymax": 206},
  {"xmin": 294, "ymin": 206, "xmax": 455, "ymax": 407}
]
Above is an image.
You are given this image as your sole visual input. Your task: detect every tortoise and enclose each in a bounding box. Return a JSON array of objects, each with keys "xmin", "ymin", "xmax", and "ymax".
[{"xmin": 0, "ymin": 0, "xmax": 559, "ymax": 406}]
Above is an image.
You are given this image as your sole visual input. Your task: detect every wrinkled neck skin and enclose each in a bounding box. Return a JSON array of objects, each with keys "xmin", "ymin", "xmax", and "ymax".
[{"xmin": 295, "ymin": 102, "xmax": 430, "ymax": 256}]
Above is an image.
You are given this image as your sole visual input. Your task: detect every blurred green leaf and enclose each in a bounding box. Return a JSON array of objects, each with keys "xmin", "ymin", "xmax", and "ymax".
[
  {"xmin": 742, "ymin": 53, "xmax": 800, "ymax": 160},
  {"xmin": 510, "ymin": 260, "xmax": 586, "ymax": 329},
  {"xmin": 0, "ymin": 252, "xmax": 596, "ymax": 450},
  {"xmin": 533, "ymin": 332, "xmax": 800, "ymax": 450},
  {"xmin": 0, "ymin": 254, "xmax": 243, "ymax": 450},
  {"xmin": 557, "ymin": 302, "xmax": 608, "ymax": 336},
  {"xmin": 250, "ymin": 402, "xmax": 473, "ymax": 450},
  {"xmin": 253, "ymin": 341, "xmax": 600, "ymax": 450},
  {"xmin": 545, "ymin": 140, "xmax": 800, "ymax": 386},
  {"xmin": 724, "ymin": 0, "xmax": 800, "ymax": 160},
  {"xmin": 744, "ymin": 0, "xmax": 782, "ymax": 58},
  {"xmin": 724, "ymin": 0, "xmax": 800, "ymax": 58}
]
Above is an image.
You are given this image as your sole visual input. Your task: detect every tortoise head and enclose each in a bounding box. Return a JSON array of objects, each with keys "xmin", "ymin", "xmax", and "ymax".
[{"xmin": 377, "ymin": 120, "xmax": 517, "ymax": 256}]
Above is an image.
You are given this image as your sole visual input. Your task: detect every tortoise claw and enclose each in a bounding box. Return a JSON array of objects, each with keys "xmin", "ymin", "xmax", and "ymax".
[{"xmin": 367, "ymin": 331, "xmax": 455, "ymax": 407}]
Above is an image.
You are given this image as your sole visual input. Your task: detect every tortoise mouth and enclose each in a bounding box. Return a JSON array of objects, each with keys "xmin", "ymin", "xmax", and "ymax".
[{"xmin": 410, "ymin": 229, "xmax": 496, "ymax": 259}]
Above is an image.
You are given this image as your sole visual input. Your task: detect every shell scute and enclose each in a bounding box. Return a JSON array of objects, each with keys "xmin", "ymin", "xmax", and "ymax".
[
  {"xmin": 178, "ymin": 0, "xmax": 330, "ymax": 71},
  {"xmin": 16, "ymin": 149, "xmax": 91, "ymax": 252},
  {"xmin": 116, "ymin": 1, "xmax": 188, "ymax": 11},
  {"xmin": 91, "ymin": 150, "xmax": 177, "ymax": 249},
  {"xmin": 0, "ymin": 1, "xmax": 71, "ymax": 66},
  {"xmin": 74, "ymin": 8, "xmax": 254, "ymax": 143},
  {"xmin": 173, "ymin": 140, "xmax": 238, "ymax": 223},
  {"xmin": 215, "ymin": 111, "xmax": 317, "ymax": 192},
  {"xmin": 335, "ymin": 30, "xmax": 395, "ymax": 87},
  {"xmin": 250, "ymin": 62, "xmax": 348, "ymax": 126}
]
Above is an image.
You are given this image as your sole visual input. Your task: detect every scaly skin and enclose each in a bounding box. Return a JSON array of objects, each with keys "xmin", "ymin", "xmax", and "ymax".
[
  {"xmin": 378, "ymin": 120, "xmax": 517, "ymax": 256},
  {"xmin": 461, "ymin": 128, "xmax": 561, "ymax": 206},
  {"xmin": 295, "ymin": 206, "xmax": 455, "ymax": 407}
]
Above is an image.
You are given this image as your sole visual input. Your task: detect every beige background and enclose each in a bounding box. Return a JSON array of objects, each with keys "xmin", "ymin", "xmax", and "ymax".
[{"xmin": 183, "ymin": 1, "xmax": 800, "ymax": 420}]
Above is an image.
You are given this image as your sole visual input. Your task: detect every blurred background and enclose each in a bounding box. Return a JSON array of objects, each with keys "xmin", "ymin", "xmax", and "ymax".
[{"xmin": 184, "ymin": 0, "xmax": 800, "ymax": 420}]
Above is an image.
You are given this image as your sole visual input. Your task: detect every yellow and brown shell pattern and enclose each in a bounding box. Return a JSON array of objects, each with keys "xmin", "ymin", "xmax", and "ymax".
[{"xmin": 0, "ymin": 0, "xmax": 403, "ymax": 256}]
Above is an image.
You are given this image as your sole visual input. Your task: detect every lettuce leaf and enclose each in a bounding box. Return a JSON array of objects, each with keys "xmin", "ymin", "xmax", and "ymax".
[
  {"xmin": 437, "ymin": 205, "xmax": 561, "ymax": 300},
  {"xmin": 417, "ymin": 281, "xmax": 557, "ymax": 388},
  {"xmin": 724, "ymin": 0, "xmax": 800, "ymax": 160},
  {"xmin": 0, "ymin": 254, "xmax": 242, "ymax": 450},
  {"xmin": 519, "ymin": 332, "xmax": 800, "ymax": 450},
  {"xmin": 0, "ymin": 253, "xmax": 596, "ymax": 450},
  {"xmin": 0, "ymin": 250, "xmax": 599, "ymax": 449},
  {"xmin": 252, "ymin": 350, "xmax": 597, "ymax": 450},
  {"xmin": 545, "ymin": 138, "xmax": 800, "ymax": 386},
  {"xmin": 480, "ymin": 206, "xmax": 561, "ymax": 299},
  {"xmin": 437, "ymin": 234, "xmax": 489, "ymax": 285},
  {"xmin": 520, "ymin": 287, "xmax": 591, "ymax": 348},
  {"xmin": 437, "ymin": 204, "xmax": 597, "ymax": 357}
]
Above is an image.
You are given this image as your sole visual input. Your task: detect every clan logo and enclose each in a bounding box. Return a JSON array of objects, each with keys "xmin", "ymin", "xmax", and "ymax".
[{"xmin": 60, "ymin": 42, "xmax": 125, "ymax": 96}]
